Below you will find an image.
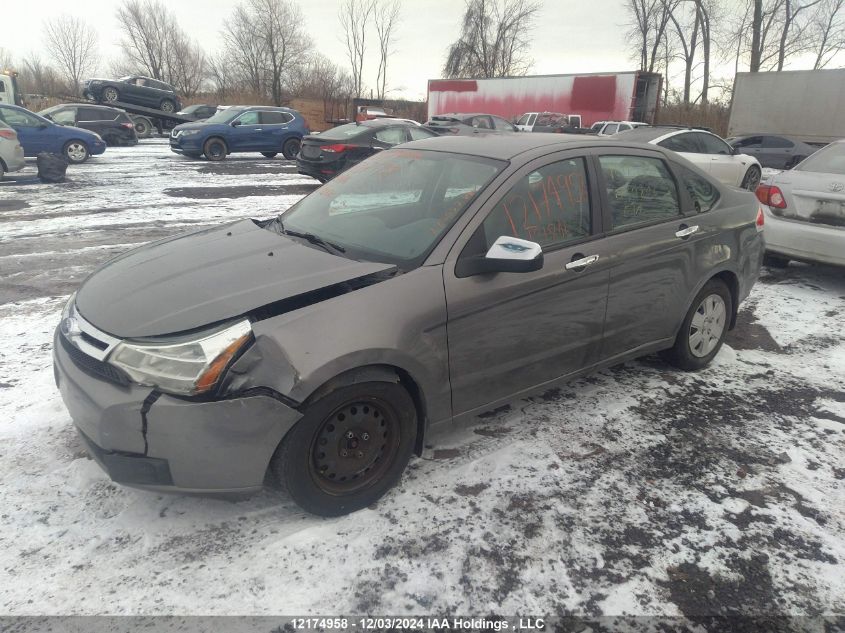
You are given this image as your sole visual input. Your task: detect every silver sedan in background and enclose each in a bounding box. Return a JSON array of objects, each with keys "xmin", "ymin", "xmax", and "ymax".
[
  {"xmin": 0, "ymin": 120, "xmax": 25, "ymax": 180},
  {"xmin": 757, "ymin": 140, "xmax": 845, "ymax": 267}
]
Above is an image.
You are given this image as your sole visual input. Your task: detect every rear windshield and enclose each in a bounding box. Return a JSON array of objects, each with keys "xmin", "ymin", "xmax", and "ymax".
[
  {"xmin": 794, "ymin": 143, "xmax": 845, "ymax": 175},
  {"xmin": 278, "ymin": 149, "xmax": 505, "ymax": 269},
  {"xmin": 319, "ymin": 123, "xmax": 369, "ymax": 140}
]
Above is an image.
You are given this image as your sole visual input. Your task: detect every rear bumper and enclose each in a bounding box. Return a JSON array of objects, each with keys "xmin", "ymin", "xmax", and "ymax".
[
  {"xmin": 53, "ymin": 328, "xmax": 303, "ymax": 494},
  {"xmin": 763, "ymin": 207, "xmax": 845, "ymax": 266},
  {"xmin": 2, "ymin": 146, "xmax": 26, "ymax": 172},
  {"xmin": 296, "ymin": 157, "xmax": 342, "ymax": 181}
]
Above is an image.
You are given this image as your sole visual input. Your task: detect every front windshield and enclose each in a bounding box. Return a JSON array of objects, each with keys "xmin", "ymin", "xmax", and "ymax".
[
  {"xmin": 203, "ymin": 108, "xmax": 242, "ymax": 124},
  {"xmin": 795, "ymin": 143, "xmax": 845, "ymax": 175},
  {"xmin": 279, "ymin": 149, "xmax": 504, "ymax": 268}
]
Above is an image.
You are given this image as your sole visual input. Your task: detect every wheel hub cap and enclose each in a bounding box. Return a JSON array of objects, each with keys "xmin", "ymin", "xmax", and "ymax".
[{"xmin": 689, "ymin": 294, "xmax": 726, "ymax": 358}]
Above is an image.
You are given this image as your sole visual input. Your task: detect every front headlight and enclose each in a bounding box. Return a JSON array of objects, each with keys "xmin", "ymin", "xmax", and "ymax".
[
  {"xmin": 61, "ymin": 292, "xmax": 76, "ymax": 319},
  {"xmin": 108, "ymin": 320, "xmax": 252, "ymax": 396},
  {"xmin": 180, "ymin": 130, "xmax": 201, "ymax": 137}
]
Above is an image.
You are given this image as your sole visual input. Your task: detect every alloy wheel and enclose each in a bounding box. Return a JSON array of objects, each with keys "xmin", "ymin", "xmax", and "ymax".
[
  {"xmin": 103, "ymin": 87, "xmax": 118, "ymax": 102},
  {"xmin": 743, "ymin": 167, "xmax": 761, "ymax": 192},
  {"xmin": 689, "ymin": 294, "xmax": 726, "ymax": 358},
  {"xmin": 66, "ymin": 142, "xmax": 88, "ymax": 163}
]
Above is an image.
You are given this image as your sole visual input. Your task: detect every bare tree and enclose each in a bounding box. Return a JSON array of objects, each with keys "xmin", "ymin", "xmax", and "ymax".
[
  {"xmin": 116, "ymin": 0, "xmax": 173, "ymax": 79},
  {"xmin": 443, "ymin": 0, "xmax": 541, "ymax": 78},
  {"xmin": 20, "ymin": 54, "xmax": 66, "ymax": 97},
  {"xmin": 340, "ymin": 0, "xmax": 376, "ymax": 97},
  {"xmin": 42, "ymin": 15, "xmax": 99, "ymax": 95},
  {"xmin": 808, "ymin": 0, "xmax": 845, "ymax": 67},
  {"xmin": 627, "ymin": 0, "xmax": 679, "ymax": 72},
  {"xmin": 249, "ymin": 0, "xmax": 312, "ymax": 105},
  {"xmin": 222, "ymin": 5, "xmax": 266, "ymax": 95},
  {"xmin": 374, "ymin": 1, "xmax": 401, "ymax": 99},
  {"xmin": 167, "ymin": 37, "xmax": 206, "ymax": 98},
  {"xmin": 776, "ymin": 0, "xmax": 824, "ymax": 69},
  {"xmin": 0, "ymin": 48, "xmax": 16, "ymax": 71}
]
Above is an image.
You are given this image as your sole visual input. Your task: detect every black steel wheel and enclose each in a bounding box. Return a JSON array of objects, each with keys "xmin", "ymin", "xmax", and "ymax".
[
  {"xmin": 271, "ymin": 380, "xmax": 417, "ymax": 516},
  {"xmin": 282, "ymin": 137, "xmax": 301, "ymax": 160},
  {"xmin": 203, "ymin": 137, "xmax": 227, "ymax": 161}
]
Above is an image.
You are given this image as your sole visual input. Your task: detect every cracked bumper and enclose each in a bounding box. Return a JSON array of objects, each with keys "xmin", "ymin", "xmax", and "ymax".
[{"xmin": 53, "ymin": 328, "xmax": 303, "ymax": 494}]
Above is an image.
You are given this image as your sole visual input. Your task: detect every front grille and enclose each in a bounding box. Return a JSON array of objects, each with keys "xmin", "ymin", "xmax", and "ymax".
[{"xmin": 60, "ymin": 333, "xmax": 130, "ymax": 386}]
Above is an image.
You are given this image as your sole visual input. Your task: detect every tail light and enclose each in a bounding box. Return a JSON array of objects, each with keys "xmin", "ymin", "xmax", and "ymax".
[
  {"xmin": 756, "ymin": 206, "xmax": 765, "ymax": 230},
  {"xmin": 321, "ymin": 144, "xmax": 350, "ymax": 153},
  {"xmin": 449, "ymin": 127, "xmax": 460, "ymax": 134},
  {"xmin": 120, "ymin": 122, "xmax": 135, "ymax": 130},
  {"xmin": 0, "ymin": 129, "xmax": 16, "ymax": 140},
  {"xmin": 755, "ymin": 184, "xmax": 787, "ymax": 209}
]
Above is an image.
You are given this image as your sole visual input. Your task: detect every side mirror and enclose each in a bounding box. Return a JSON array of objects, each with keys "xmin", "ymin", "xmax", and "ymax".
[
  {"xmin": 38, "ymin": 123, "xmax": 50, "ymax": 129},
  {"xmin": 456, "ymin": 236, "xmax": 543, "ymax": 278},
  {"xmin": 231, "ymin": 120, "xmax": 241, "ymax": 127}
]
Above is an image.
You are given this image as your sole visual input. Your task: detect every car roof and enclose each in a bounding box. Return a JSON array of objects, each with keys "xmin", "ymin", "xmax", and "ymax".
[
  {"xmin": 230, "ymin": 105, "xmax": 295, "ymax": 112},
  {"xmin": 430, "ymin": 113, "xmax": 488, "ymax": 119},
  {"xmin": 356, "ymin": 118, "xmax": 417, "ymax": 127},
  {"xmin": 402, "ymin": 132, "xmax": 663, "ymax": 161},
  {"xmin": 613, "ymin": 126, "xmax": 714, "ymax": 142}
]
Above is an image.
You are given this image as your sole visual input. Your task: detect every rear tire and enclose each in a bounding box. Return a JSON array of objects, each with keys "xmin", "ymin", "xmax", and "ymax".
[
  {"xmin": 261, "ymin": 152, "xmax": 278, "ymax": 158},
  {"xmin": 203, "ymin": 137, "xmax": 227, "ymax": 161},
  {"xmin": 764, "ymin": 253, "xmax": 790, "ymax": 268},
  {"xmin": 270, "ymin": 381, "xmax": 417, "ymax": 516},
  {"xmin": 282, "ymin": 137, "xmax": 301, "ymax": 160},
  {"xmin": 64, "ymin": 141, "xmax": 90, "ymax": 164},
  {"xmin": 664, "ymin": 279, "xmax": 732, "ymax": 371},
  {"xmin": 133, "ymin": 117, "xmax": 152, "ymax": 138},
  {"xmin": 160, "ymin": 99, "xmax": 176, "ymax": 113},
  {"xmin": 741, "ymin": 165, "xmax": 761, "ymax": 192}
]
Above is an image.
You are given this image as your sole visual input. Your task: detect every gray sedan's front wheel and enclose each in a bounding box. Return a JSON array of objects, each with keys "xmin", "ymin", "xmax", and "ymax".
[
  {"xmin": 664, "ymin": 279, "xmax": 732, "ymax": 371},
  {"xmin": 270, "ymin": 381, "xmax": 417, "ymax": 516}
]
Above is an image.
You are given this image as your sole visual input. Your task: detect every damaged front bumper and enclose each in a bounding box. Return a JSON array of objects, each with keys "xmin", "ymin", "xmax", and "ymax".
[{"xmin": 53, "ymin": 328, "xmax": 303, "ymax": 494}]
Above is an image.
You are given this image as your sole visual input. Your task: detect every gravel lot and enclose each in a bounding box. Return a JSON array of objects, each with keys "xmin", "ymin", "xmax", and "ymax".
[{"xmin": 0, "ymin": 140, "xmax": 843, "ymax": 617}]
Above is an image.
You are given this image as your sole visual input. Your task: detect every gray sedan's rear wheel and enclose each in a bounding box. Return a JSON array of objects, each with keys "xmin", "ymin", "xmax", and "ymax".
[
  {"xmin": 282, "ymin": 137, "xmax": 301, "ymax": 160},
  {"xmin": 102, "ymin": 86, "xmax": 119, "ymax": 102},
  {"xmin": 741, "ymin": 165, "xmax": 761, "ymax": 192},
  {"xmin": 64, "ymin": 141, "xmax": 90, "ymax": 164},
  {"xmin": 270, "ymin": 381, "xmax": 416, "ymax": 516},
  {"xmin": 664, "ymin": 279, "xmax": 732, "ymax": 371}
]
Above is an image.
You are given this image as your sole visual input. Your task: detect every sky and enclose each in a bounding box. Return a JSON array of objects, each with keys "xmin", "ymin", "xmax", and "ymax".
[
  {"xmin": 5, "ymin": 0, "xmax": 633, "ymax": 100},
  {"xmin": 3, "ymin": 0, "xmax": 841, "ymax": 101}
]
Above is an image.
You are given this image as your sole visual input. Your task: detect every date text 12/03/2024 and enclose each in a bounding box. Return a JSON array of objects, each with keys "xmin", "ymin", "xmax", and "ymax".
[{"xmin": 290, "ymin": 617, "xmax": 547, "ymax": 631}]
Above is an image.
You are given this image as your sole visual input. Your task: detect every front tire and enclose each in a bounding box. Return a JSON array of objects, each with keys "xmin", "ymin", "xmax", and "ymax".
[
  {"xmin": 741, "ymin": 165, "xmax": 761, "ymax": 192},
  {"xmin": 261, "ymin": 152, "xmax": 278, "ymax": 158},
  {"xmin": 270, "ymin": 381, "xmax": 417, "ymax": 516},
  {"xmin": 133, "ymin": 117, "xmax": 152, "ymax": 138},
  {"xmin": 203, "ymin": 137, "xmax": 227, "ymax": 161},
  {"xmin": 102, "ymin": 86, "xmax": 119, "ymax": 103},
  {"xmin": 282, "ymin": 137, "xmax": 301, "ymax": 160},
  {"xmin": 64, "ymin": 141, "xmax": 90, "ymax": 164},
  {"xmin": 664, "ymin": 279, "xmax": 732, "ymax": 371}
]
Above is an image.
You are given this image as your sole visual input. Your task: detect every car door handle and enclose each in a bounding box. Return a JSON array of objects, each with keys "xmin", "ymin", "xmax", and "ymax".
[
  {"xmin": 253, "ymin": 128, "xmax": 263, "ymax": 131},
  {"xmin": 565, "ymin": 254, "xmax": 600, "ymax": 270},
  {"xmin": 676, "ymin": 224, "xmax": 699, "ymax": 239}
]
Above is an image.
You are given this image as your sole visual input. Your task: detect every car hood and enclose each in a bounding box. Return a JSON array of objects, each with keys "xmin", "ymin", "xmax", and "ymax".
[
  {"xmin": 173, "ymin": 121, "xmax": 226, "ymax": 132},
  {"xmin": 75, "ymin": 219, "xmax": 396, "ymax": 338},
  {"xmin": 62, "ymin": 125, "xmax": 101, "ymax": 139}
]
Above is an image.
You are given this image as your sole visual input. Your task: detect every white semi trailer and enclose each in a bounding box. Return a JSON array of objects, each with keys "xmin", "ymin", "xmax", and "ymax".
[{"xmin": 728, "ymin": 69, "xmax": 845, "ymax": 145}]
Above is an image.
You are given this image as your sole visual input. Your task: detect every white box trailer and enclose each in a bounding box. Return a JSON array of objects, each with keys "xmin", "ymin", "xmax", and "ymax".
[
  {"xmin": 728, "ymin": 69, "xmax": 845, "ymax": 145},
  {"xmin": 426, "ymin": 71, "xmax": 662, "ymax": 127}
]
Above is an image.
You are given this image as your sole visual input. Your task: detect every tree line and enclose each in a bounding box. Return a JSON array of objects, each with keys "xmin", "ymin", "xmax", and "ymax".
[{"xmin": 2, "ymin": 0, "xmax": 403, "ymax": 110}]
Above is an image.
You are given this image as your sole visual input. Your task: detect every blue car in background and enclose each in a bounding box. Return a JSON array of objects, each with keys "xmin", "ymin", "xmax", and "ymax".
[
  {"xmin": 0, "ymin": 104, "xmax": 106, "ymax": 164},
  {"xmin": 169, "ymin": 105, "xmax": 308, "ymax": 161}
]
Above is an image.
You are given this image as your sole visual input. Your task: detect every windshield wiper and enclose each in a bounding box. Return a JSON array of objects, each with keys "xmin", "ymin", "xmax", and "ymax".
[{"xmin": 281, "ymin": 227, "xmax": 346, "ymax": 255}]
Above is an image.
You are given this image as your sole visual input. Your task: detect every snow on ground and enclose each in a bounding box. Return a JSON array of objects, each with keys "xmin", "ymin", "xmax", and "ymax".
[{"xmin": 0, "ymin": 140, "xmax": 843, "ymax": 617}]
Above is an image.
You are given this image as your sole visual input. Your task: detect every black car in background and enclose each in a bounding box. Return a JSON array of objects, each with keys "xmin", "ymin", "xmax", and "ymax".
[
  {"xmin": 727, "ymin": 134, "xmax": 820, "ymax": 169},
  {"xmin": 38, "ymin": 104, "xmax": 138, "ymax": 146},
  {"xmin": 177, "ymin": 104, "xmax": 219, "ymax": 121},
  {"xmin": 83, "ymin": 76, "xmax": 182, "ymax": 113},
  {"xmin": 297, "ymin": 118, "xmax": 436, "ymax": 182},
  {"xmin": 424, "ymin": 113, "xmax": 518, "ymax": 135}
]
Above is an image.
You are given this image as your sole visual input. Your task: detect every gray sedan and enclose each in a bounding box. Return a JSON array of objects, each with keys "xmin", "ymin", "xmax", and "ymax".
[
  {"xmin": 53, "ymin": 134, "xmax": 764, "ymax": 516},
  {"xmin": 757, "ymin": 139, "xmax": 845, "ymax": 267}
]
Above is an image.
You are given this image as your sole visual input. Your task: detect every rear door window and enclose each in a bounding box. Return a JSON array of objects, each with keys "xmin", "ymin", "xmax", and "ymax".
[
  {"xmin": 603, "ymin": 124, "xmax": 619, "ymax": 135},
  {"xmin": 470, "ymin": 116, "xmax": 494, "ymax": 129},
  {"xmin": 694, "ymin": 132, "xmax": 732, "ymax": 155},
  {"xmin": 481, "ymin": 157, "xmax": 591, "ymax": 249},
  {"xmin": 598, "ymin": 155, "xmax": 682, "ymax": 230},
  {"xmin": 491, "ymin": 116, "xmax": 516, "ymax": 132},
  {"xmin": 261, "ymin": 111, "xmax": 293, "ymax": 124},
  {"xmin": 527, "ymin": 113, "xmax": 537, "ymax": 126},
  {"xmin": 79, "ymin": 108, "xmax": 113, "ymax": 121},
  {"xmin": 658, "ymin": 133, "xmax": 701, "ymax": 153},
  {"xmin": 763, "ymin": 136, "xmax": 794, "ymax": 149},
  {"xmin": 408, "ymin": 126, "xmax": 436, "ymax": 140},
  {"xmin": 734, "ymin": 136, "xmax": 763, "ymax": 148},
  {"xmin": 374, "ymin": 127, "xmax": 407, "ymax": 145},
  {"xmin": 675, "ymin": 164, "xmax": 720, "ymax": 213}
]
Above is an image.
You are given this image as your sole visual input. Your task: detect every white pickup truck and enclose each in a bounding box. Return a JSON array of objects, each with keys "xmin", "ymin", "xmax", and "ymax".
[
  {"xmin": 516, "ymin": 112, "xmax": 582, "ymax": 132},
  {"xmin": 0, "ymin": 70, "xmax": 25, "ymax": 107}
]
